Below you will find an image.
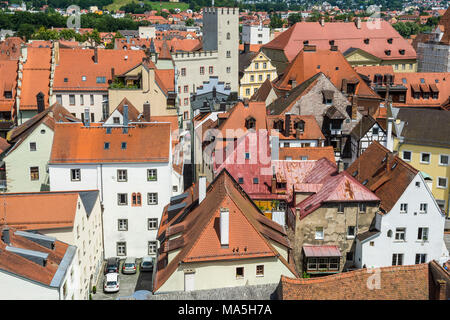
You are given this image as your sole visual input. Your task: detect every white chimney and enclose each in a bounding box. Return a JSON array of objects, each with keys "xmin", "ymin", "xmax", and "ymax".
[
  {"xmin": 271, "ymin": 135, "xmax": 279, "ymax": 160},
  {"xmin": 220, "ymin": 208, "xmax": 229, "ymax": 247},
  {"xmin": 198, "ymin": 175, "xmax": 206, "ymax": 204}
]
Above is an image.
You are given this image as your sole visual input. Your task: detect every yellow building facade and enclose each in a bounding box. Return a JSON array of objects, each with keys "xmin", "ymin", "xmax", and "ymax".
[
  {"xmin": 394, "ymin": 140, "xmax": 450, "ymax": 216},
  {"xmin": 239, "ymin": 51, "xmax": 277, "ymax": 99},
  {"xmin": 345, "ymin": 49, "xmax": 417, "ymax": 72}
]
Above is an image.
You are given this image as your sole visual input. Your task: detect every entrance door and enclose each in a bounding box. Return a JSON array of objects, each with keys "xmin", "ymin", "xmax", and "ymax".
[{"xmin": 184, "ymin": 272, "xmax": 195, "ymax": 292}]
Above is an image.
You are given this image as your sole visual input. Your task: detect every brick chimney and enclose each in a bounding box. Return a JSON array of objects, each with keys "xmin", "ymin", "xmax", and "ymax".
[
  {"xmin": 36, "ymin": 92, "xmax": 45, "ymax": 113},
  {"xmin": 284, "ymin": 113, "xmax": 291, "ymax": 137},
  {"xmin": 143, "ymin": 102, "xmax": 151, "ymax": 122},
  {"xmin": 436, "ymin": 280, "xmax": 447, "ymax": 300},
  {"xmin": 93, "ymin": 47, "xmax": 98, "ymax": 64}
]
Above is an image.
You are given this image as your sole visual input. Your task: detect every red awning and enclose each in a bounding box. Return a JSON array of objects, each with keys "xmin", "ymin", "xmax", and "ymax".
[{"xmin": 303, "ymin": 245, "xmax": 341, "ymax": 257}]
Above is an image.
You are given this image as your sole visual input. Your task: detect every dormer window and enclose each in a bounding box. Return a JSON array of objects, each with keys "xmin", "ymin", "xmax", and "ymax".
[
  {"xmin": 121, "ymin": 142, "xmax": 127, "ymax": 149},
  {"xmin": 399, "ymin": 49, "xmax": 405, "ymax": 55},
  {"xmin": 303, "ymin": 40, "xmax": 309, "ymax": 45},
  {"xmin": 245, "ymin": 117, "xmax": 256, "ymax": 130},
  {"xmin": 387, "ymin": 38, "xmax": 393, "ymax": 44},
  {"xmin": 329, "ymin": 40, "xmax": 335, "ymax": 45},
  {"xmin": 104, "ymin": 142, "xmax": 110, "ymax": 149},
  {"xmin": 64, "ymin": 78, "xmax": 68, "ymax": 82},
  {"xmin": 4, "ymin": 91, "xmax": 12, "ymax": 99},
  {"xmin": 385, "ymin": 50, "xmax": 391, "ymax": 56},
  {"xmin": 82, "ymin": 76, "xmax": 86, "ymax": 81},
  {"xmin": 96, "ymin": 77, "xmax": 106, "ymax": 83},
  {"xmin": 273, "ymin": 120, "xmax": 284, "ymax": 130},
  {"xmin": 364, "ymin": 38, "xmax": 369, "ymax": 44}
]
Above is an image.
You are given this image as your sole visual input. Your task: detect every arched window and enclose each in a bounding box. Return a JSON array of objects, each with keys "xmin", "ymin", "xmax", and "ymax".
[
  {"xmin": 226, "ymin": 32, "xmax": 230, "ymax": 40},
  {"xmin": 387, "ymin": 230, "xmax": 393, "ymax": 238}
]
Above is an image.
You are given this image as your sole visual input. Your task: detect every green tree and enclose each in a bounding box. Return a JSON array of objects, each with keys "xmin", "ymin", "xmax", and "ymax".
[
  {"xmin": 269, "ymin": 14, "xmax": 284, "ymax": 29},
  {"xmin": 287, "ymin": 13, "xmax": 302, "ymax": 26},
  {"xmin": 185, "ymin": 18, "xmax": 194, "ymax": 27},
  {"xmin": 17, "ymin": 23, "xmax": 35, "ymax": 41}
]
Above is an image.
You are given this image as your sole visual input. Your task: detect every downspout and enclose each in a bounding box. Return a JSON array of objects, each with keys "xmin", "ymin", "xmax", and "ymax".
[{"xmin": 100, "ymin": 164, "xmax": 105, "ymax": 260}]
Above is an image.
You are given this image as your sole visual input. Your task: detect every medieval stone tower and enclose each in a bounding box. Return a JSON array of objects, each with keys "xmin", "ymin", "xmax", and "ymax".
[{"xmin": 202, "ymin": 7, "xmax": 239, "ymax": 93}]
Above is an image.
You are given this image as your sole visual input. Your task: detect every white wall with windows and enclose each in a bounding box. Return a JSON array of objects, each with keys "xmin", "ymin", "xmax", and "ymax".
[
  {"xmin": 51, "ymin": 91, "xmax": 108, "ymax": 123},
  {"xmin": 49, "ymin": 162, "xmax": 172, "ymax": 258},
  {"xmin": 355, "ymin": 173, "xmax": 449, "ymax": 268}
]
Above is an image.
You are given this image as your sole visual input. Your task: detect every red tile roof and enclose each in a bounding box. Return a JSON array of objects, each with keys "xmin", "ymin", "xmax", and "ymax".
[
  {"xmin": 263, "ymin": 20, "xmax": 416, "ymax": 63},
  {"xmin": 279, "ymin": 146, "xmax": 335, "ymax": 164},
  {"xmin": 50, "ymin": 122, "xmax": 171, "ymax": 164},
  {"xmin": 279, "ymin": 263, "xmax": 435, "ymax": 300},
  {"xmin": 0, "ymin": 60, "xmax": 18, "ymax": 112},
  {"xmin": 346, "ymin": 141, "xmax": 418, "ymax": 213},
  {"xmin": 267, "ymin": 115, "xmax": 325, "ymax": 141},
  {"xmin": 53, "ymin": 48, "xmax": 146, "ymax": 92},
  {"xmin": 274, "ymin": 49, "xmax": 380, "ymax": 100},
  {"xmin": 0, "ymin": 226, "xmax": 71, "ymax": 287},
  {"xmin": 0, "ymin": 37, "xmax": 23, "ymax": 60},
  {"xmin": 19, "ymin": 47, "xmax": 51, "ymax": 111}
]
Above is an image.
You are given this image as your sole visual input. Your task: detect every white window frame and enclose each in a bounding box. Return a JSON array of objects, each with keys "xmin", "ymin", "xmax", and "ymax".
[
  {"xmin": 417, "ymin": 227, "xmax": 429, "ymax": 241},
  {"xmin": 419, "ymin": 203, "xmax": 428, "ymax": 214},
  {"xmin": 148, "ymin": 192, "xmax": 158, "ymax": 205},
  {"xmin": 117, "ymin": 242, "xmax": 126, "ymax": 256},
  {"xmin": 148, "ymin": 218, "xmax": 158, "ymax": 230},
  {"xmin": 315, "ymin": 227, "xmax": 324, "ymax": 240},
  {"xmin": 117, "ymin": 169, "xmax": 127, "ymax": 182},
  {"xmin": 347, "ymin": 226, "xmax": 356, "ymax": 239},
  {"xmin": 256, "ymin": 265, "xmax": 264, "ymax": 277},
  {"xmin": 117, "ymin": 193, "xmax": 128, "ymax": 206},
  {"xmin": 400, "ymin": 203, "xmax": 408, "ymax": 213},
  {"xmin": 148, "ymin": 241, "xmax": 157, "ymax": 255},
  {"xmin": 71, "ymin": 168, "xmax": 81, "ymax": 181},
  {"xmin": 392, "ymin": 253, "xmax": 403, "ymax": 266},
  {"xmin": 420, "ymin": 152, "xmax": 431, "ymax": 164},
  {"xmin": 402, "ymin": 150, "xmax": 412, "ymax": 162},
  {"xmin": 437, "ymin": 177, "xmax": 448, "ymax": 189},
  {"xmin": 118, "ymin": 219, "xmax": 128, "ymax": 231},
  {"xmin": 395, "ymin": 228, "xmax": 406, "ymax": 241}
]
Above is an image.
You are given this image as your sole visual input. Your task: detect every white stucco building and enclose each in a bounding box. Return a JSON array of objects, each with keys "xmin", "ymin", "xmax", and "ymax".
[
  {"xmin": 48, "ymin": 121, "xmax": 173, "ymax": 259},
  {"xmin": 241, "ymin": 23, "xmax": 271, "ymax": 45}
]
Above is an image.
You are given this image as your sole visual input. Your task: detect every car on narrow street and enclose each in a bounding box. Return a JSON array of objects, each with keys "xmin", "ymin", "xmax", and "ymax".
[
  {"xmin": 104, "ymin": 257, "xmax": 120, "ymax": 274},
  {"xmin": 103, "ymin": 273, "xmax": 120, "ymax": 293},
  {"xmin": 122, "ymin": 257, "xmax": 137, "ymax": 274},
  {"xmin": 140, "ymin": 256, "xmax": 154, "ymax": 272}
]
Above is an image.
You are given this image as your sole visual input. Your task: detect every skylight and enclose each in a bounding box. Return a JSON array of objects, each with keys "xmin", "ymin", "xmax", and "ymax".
[
  {"xmin": 121, "ymin": 142, "xmax": 127, "ymax": 149},
  {"xmin": 104, "ymin": 142, "xmax": 110, "ymax": 149}
]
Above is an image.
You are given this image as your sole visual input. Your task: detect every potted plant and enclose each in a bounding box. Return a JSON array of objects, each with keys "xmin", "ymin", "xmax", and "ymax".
[{"xmin": 92, "ymin": 285, "xmax": 96, "ymax": 294}]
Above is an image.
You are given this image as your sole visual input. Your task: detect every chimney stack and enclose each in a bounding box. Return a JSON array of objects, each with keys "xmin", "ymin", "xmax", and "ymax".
[
  {"xmin": 351, "ymin": 95, "xmax": 358, "ymax": 120},
  {"xmin": 111, "ymin": 67, "xmax": 115, "ymax": 80},
  {"xmin": 212, "ymin": 86, "xmax": 216, "ymax": 98},
  {"xmin": 436, "ymin": 280, "xmax": 447, "ymax": 300},
  {"xmin": 271, "ymin": 135, "xmax": 279, "ymax": 160},
  {"xmin": 243, "ymin": 98, "xmax": 249, "ymax": 107},
  {"xmin": 36, "ymin": 92, "xmax": 45, "ymax": 113},
  {"xmin": 123, "ymin": 104, "xmax": 129, "ymax": 127},
  {"xmin": 284, "ymin": 113, "xmax": 291, "ymax": 137},
  {"xmin": 199, "ymin": 174, "xmax": 206, "ymax": 204},
  {"xmin": 143, "ymin": 102, "xmax": 151, "ymax": 122},
  {"xmin": 93, "ymin": 47, "xmax": 98, "ymax": 64},
  {"xmin": 356, "ymin": 17, "xmax": 361, "ymax": 29},
  {"xmin": 1, "ymin": 227, "xmax": 10, "ymax": 245},
  {"xmin": 243, "ymin": 42, "xmax": 250, "ymax": 53},
  {"xmin": 220, "ymin": 208, "xmax": 229, "ymax": 247},
  {"xmin": 386, "ymin": 116, "xmax": 394, "ymax": 152}
]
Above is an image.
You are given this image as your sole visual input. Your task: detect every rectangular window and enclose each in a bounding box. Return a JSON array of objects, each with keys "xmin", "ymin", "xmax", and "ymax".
[
  {"xmin": 437, "ymin": 177, "xmax": 448, "ymax": 188},
  {"xmin": 209, "ymin": 66, "xmax": 213, "ymax": 74},
  {"xmin": 117, "ymin": 193, "xmax": 128, "ymax": 206},
  {"xmin": 29, "ymin": 142, "xmax": 36, "ymax": 151},
  {"xmin": 148, "ymin": 241, "xmax": 157, "ymax": 255},
  {"xmin": 80, "ymin": 95, "xmax": 84, "ymax": 105},
  {"xmin": 132, "ymin": 193, "xmax": 142, "ymax": 206},
  {"xmin": 184, "ymin": 85, "xmax": 188, "ymax": 93},
  {"xmin": 347, "ymin": 226, "xmax": 356, "ymax": 238},
  {"xmin": 148, "ymin": 193, "xmax": 158, "ymax": 205},
  {"xmin": 173, "ymin": 185, "xmax": 178, "ymax": 193},
  {"xmin": 117, "ymin": 170, "xmax": 127, "ymax": 182},
  {"xmin": 118, "ymin": 219, "xmax": 128, "ymax": 231},
  {"xmin": 56, "ymin": 94, "xmax": 62, "ymax": 104},
  {"xmin": 359, "ymin": 203, "xmax": 366, "ymax": 213},
  {"xmin": 90, "ymin": 95, "xmax": 94, "ymax": 105},
  {"xmin": 439, "ymin": 154, "xmax": 449, "ymax": 166},
  {"xmin": 415, "ymin": 253, "xmax": 426, "ymax": 264},
  {"xmin": 420, "ymin": 152, "xmax": 430, "ymax": 164},
  {"xmin": 253, "ymin": 177, "xmax": 259, "ymax": 184},
  {"xmin": 117, "ymin": 242, "xmax": 126, "ymax": 256},
  {"xmin": 226, "ymin": 67, "xmax": 231, "ymax": 73},
  {"xmin": 245, "ymin": 88, "xmax": 250, "ymax": 96},
  {"xmin": 96, "ymin": 76, "xmax": 106, "ymax": 83},
  {"xmin": 181, "ymin": 68, "xmax": 186, "ymax": 76},
  {"xmin": 307, "ymin": 258, "xmax": 317, "ymax": 271},
  {"xmin": 400, "ymin": 203, "xmax": 408, "ymax": 213},
  {"xmin": 417, "ymin": 227, "xmax": 429, "ymax": 241},
  {"xmin": 184, "ymin": 98, "xmax": 189, "ymax": 106},
  {"xmin": 121, "ymin": 142, "xmax": 127, "ymax": 149},
  {"xmin": 402, "ymin": 151, "xmax": 411, "ymax": 161},
  {"xmin": 419, "ymin": 203, "xmax": 427, "ymax": 213},
  {"xmin": 263, "ymin": 62, "xmax": 267, "ymax": 69},
  {"xmin": 236, "ymin": 267, "xmax": 244, "ymax": 279},
  {"xmin": 69, "ymin": 95, "xmax": 75, "ymax": 105},
  {"xmin": 91, "ymin": 113, "xmax": 94, "ymax": 123},
  {"xmin": 147, "ymin": 169, "xmax": 157, "ymax": 181},
  {"xmin": 200, "ymin": 66, "xmax": 204, "ymax": 75},
  {"xmin": 256, "ymin": 265, "xmax": 264, "ymax": 276},
  {"xmin": 255, "ymin": 62, "xmax": 259, "ymax": 69},
  {"xmin": 30, "ymin": 167, "xmax": 39, "ymax": 181},
  {"xmin": 148, "ymin": 218, "xmax": 158, "ymax": 230},
  {"xmin": 250, "ymin": 75, "xmax": 254, "ymax": 82},
  {"xmin": 315, "ymin": 227, "xmax": 324, "ymax": 240},
  {"xmin": 395, "ymin": 228, "xmax": 406, "ymax": 241},
  {"xmin": 337, "ymin": 203, "xmax": 344, "ymax": 213},
  {"xmin": 392, "ymin": 253, "xmax": 403, "ymax": 266},
  {"xmin": 71, "ymin": 168, "xmax": 81, "ymax": 181},
  {"xmin": 226, "ymin": 51, "xmax": 231, "ymax": 58}
]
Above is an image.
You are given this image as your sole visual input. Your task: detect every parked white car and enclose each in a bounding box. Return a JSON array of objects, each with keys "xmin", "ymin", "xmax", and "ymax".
[{"xmin": 104, "ymin": 272, "xmax": 120, "ymax": 293}]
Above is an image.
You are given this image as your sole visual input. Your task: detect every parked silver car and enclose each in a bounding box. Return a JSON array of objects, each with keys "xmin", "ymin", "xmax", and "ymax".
[
  {"xmin": 122, "ymin": 257, "xmax": 137, "ymax": 274},
  {"xmin": 140, "ymin": 256, "xmax": 154, "ymax": 272},
  {"xmin": 103, "ymin": 272, "xmax": 120, "ymax": 293}
]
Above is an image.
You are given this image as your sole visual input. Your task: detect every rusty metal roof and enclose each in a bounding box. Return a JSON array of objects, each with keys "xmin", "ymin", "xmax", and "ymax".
[{"xmin": 303, "ymin": 245, "xmax": 341, "ymax": 257}]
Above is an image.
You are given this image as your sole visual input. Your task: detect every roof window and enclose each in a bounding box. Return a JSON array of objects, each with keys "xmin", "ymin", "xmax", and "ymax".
[
  {"xmin": 387, "ymin": 38, "xmax": 393, "ymax": 44},
  {"xmin": 106, "ymin": 127, "xmax": 111, "ymax": 134},
  {"xmin": 64, "ymin": 78, "xmax": 68, "ymax": 82},
  {"xmin": 82, "ymin": 76, "xmax": 86, "ymax": 81},
  {"xmin": 352, "ymin": 171, "xmax": 358, "ymax": 177},
  {"xmin": 420, "ymin": 78, "xmax": 425, "ymax": 84},
  {"xmin": 104, "ymin": 142, "xmax": 110, "ymax": 149},
  {"xmin": 96, "ymin": 77, "xmax": 106, "ymax": 84},
  {"xmin": 362, "ymin": 179, "xmax": 368, "ymax": 185},
  {"xmin": 121, "ymin": 142, "xmax": 127, "ymax": 149}
]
